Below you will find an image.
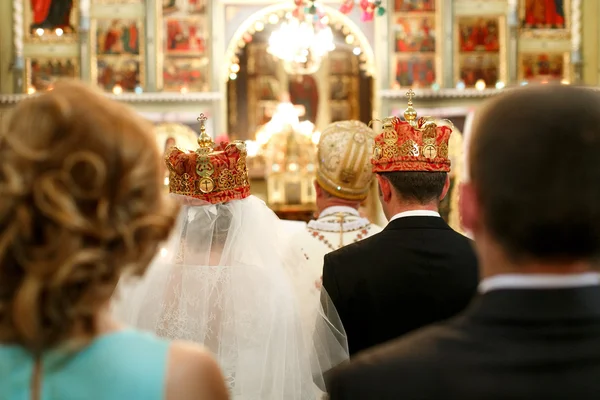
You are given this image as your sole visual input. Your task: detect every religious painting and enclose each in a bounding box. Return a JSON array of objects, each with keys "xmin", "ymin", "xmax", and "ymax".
[
  {"xmin": 330, "ymin": 102, "xmax": 351, "ymax": 123},
  {"xmin": 247, "ymin": 44, "xmax": 277, "ymax": 76},
  {"xmin": 163, "ymin": 58, "xmax": 209, "ymax": 92},
  {"xmin": 27, "ymin": 0, "xmax": 76, "ymax": 40},
  {"xmin": 519, "ymin": 52, "xmax": 568, "ymax": 82},
  {"xmin": 328, "ymin": 50, "xmax": 358, "ymax": 75},
  {"xmin": 163, "ymin": 0, "xmax": 207, "ymax": 15},
  {"xmin": 458, "ymin": 54, "xmax": 500, "ymax": 88},
  {"xmin": 520, "ymin": 0, "xmax": 567, "ymax": 29},
  {"xmin": 394, "ymin": 15, "xmax": 436, "ymax": 53},
  {"xmin": 96, "ymin": 58, "xmax": 141, "ymax": 92},
  {"xmin": 394, "ymin": 0, "xmax": 435, "ymax": 12},
  {"xmin": 165, "ymin": 17, "xmax": 207, "ymax": 56},
  {"xmin": 394, "ymin": 55, "xmax": 436, "ymax": 88},
  {"xmin": 96, "ymin": 19, "xmax": 141, "ymax": 55},
  {"xmin": 26, "ymin": 58, "xmax": 78, "ymax": 92},
  {"xmin": 458, "ymin": 17, "xmax": 501, "ymax": 53},
  {"xmin": 330, "ymin": 76, "xmax": 352, "ymax": 101},
  {"xmin": 455, "ymin": 16, "xmax": 503, "ymax": 87}
]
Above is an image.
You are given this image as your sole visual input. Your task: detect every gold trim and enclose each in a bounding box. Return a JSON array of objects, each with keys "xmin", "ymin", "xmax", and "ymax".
[{"xmin": 453, "ymin": 15, "xmax": 507, "ymax": 87}]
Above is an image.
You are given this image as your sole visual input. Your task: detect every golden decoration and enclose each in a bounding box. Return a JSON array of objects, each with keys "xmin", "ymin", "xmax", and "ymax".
[
  {"xmin": 218, "ymin": 169, "xmax": 236, "ymax": 190},
  {"xmin": 438, "ymin": 142, "xmax": 449, "ymax": 159},
  {"xmin": 198, "ymin": 177, "xmax": 215, "ymax": 193},
  {"xmin": 422, "ymin": 145, "xmax": 437, "ymax": 159},
  {"xmin": 403, "ymin": 89, "xmax": 418, "ymax": 127}
]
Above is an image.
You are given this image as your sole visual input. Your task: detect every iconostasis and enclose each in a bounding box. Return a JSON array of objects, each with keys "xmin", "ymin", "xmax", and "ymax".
[{"xmin": 3, "ymin": 0, "xmax": 584, "ymax": 136}]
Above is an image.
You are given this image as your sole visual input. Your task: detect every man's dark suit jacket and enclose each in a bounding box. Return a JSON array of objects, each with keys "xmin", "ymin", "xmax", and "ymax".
[
  {"xmin": 322, "ymin": 216, "xmax": 478, "ymax": 356},
  {"xmin": 327, "ymin": 286, "xmax": 600, "ymax": 399}
]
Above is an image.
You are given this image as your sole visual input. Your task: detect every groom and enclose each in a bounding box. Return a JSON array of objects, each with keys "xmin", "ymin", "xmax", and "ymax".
[{"xmin": 322, "ymin": 91, "xmax": 479, "ymax": 356}]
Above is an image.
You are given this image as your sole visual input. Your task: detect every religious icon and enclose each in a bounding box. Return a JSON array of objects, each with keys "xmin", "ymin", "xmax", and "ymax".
[
  {"xmin": 458, "ymin": 54, "xmax": 500, "ymax": 88},
  {"xmin": 522, "ymin": 0, "xmax": 566, "ymax": 29},
  {"xmin": 96, "ymin": 19, "xmax": 140, "ymax": 55},
  {"xmin": 163, "ymin": 58, "xmax": 209, "ymax": 92},
  {"xmin": 395, "ymin": 55, "xmax": 436, "ymax": 88},
  {"xmin": 97, "ymin": 58, "xmax": 141, "ymax": 92},
  {"xmin": 520, "ymin": 53, "xmax": 566, "ymax": 81},
  {"xmin": 394, "ymin": 0, "xmax": 435, "ymax": 12},
  {"xmin": 163, "ymin": 0, "xmax": 207, "ymax": 15},
  {"xmin": 29, "ymin": 0, "xmax": 75, "ymax": 35},
  {"xmin": 27, "ymin": 58, "xmax": 77, "ymax": 92},
  {"xmin": 165, "ymin": 18, "xmax": 207, "ymax": 55},
  {"xmin": 458, "ymin": 17, "xmax": 500, "ymax": 52},
  {"xmin": 394, "ymin": 16, "xmax": 436, "ymax": 53}
]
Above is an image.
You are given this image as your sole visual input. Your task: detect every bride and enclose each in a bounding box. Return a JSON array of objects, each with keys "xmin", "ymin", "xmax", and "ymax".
[{"xmin": 113, "ymin": 115, "xmax": 348, "ymax": 399}]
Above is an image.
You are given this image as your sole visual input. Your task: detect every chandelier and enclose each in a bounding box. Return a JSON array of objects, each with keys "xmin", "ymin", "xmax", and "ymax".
[
  {"xmin": 267, "ymin": 12, "xmax": 334, "ymax": 75},
  {"xmin": 266, "ymin": 1, "xmax": 386, "ymax": 75}
]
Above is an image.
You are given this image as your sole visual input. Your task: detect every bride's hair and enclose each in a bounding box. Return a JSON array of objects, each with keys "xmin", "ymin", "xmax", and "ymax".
[{"xmin": 0, "ymin": 80, "xmax": 178, "ymax": 353}]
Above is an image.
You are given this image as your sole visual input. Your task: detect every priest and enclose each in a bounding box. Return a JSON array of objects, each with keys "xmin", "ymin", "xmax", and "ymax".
[
  {"xmin": 322, "ymin": 91, "xmax": 479, "ymax": 356},
  {"xmin": 289, "ymin": 120, "xmax": 382, "ymax": 292}
]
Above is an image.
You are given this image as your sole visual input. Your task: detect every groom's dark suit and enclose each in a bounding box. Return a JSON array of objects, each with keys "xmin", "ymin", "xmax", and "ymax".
[{"xmin": 322, "ymin": 215, "xmax": 478, "ymax": 356}]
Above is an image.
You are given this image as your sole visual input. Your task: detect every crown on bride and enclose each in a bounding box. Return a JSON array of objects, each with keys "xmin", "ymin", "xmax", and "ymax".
[
  {"xmin": 371, "ymin": 89, "xmax": 452, "ymax": 173},
  {"xmin": 165, "ymin": 113, "xmax": 250, "ymax": 204}
]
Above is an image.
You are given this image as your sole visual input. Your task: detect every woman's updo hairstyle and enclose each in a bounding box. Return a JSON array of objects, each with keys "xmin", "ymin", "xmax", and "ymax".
[{"xmin": 0, "ymin": 80, "xmax": 178, "ymax": 353}]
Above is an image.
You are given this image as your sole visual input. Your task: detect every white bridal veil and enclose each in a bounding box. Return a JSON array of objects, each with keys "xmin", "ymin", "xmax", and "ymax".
[{"xmin": 113, "ymin": 195, "xmax": 348, "ymax": 399}]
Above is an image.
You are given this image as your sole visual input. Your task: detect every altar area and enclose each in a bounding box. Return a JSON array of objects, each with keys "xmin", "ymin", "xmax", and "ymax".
[{"xmin": 0, "ymin": 0, "xmax": 598, "ymax": 226}]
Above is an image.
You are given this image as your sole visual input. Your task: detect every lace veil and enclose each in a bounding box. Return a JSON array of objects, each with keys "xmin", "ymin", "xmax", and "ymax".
[{"xmin": 113, "ymin": 194, "xmax": 348, "ymax": 399}]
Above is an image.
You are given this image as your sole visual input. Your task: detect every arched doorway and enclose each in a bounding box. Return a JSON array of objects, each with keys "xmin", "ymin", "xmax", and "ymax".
[{"xmin": 222, "ymin": 4, "xmax": 377, "ymax": 141}]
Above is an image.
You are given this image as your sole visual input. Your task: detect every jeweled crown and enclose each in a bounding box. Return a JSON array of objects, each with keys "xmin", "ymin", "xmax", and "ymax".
[
  {"xmin": 165, "ymin": 114, "xmax": 250, "ymax": 204},
  {"xmin": 372, "ymin": 89, "xmax": 452, "ymax": 173}
]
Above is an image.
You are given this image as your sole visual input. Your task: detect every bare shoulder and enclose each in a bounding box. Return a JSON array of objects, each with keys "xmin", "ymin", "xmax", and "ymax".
[{"xmin": 165, "ymin": 341, "xmax": 229, "ymax": 400}]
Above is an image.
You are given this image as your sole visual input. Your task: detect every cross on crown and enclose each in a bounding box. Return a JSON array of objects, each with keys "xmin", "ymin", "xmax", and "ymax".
[{"xmin": 196, "ymin": 113, "xmax": 214, "ymax": 154}]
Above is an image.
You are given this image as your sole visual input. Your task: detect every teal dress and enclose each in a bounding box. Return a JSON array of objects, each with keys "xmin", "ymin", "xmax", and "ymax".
[{"xmin": 0, "ymin": 330, "xmax": 170, "ymax": 400}]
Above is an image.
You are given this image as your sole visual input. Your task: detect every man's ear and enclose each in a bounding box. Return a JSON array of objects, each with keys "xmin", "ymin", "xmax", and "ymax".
[
  {"xmin": 376, "ymin": 174, "xmax": 393, "ymax": 203},
  {"xmin": 459, "ymin": 181, "xmax": 479, "ymax": 234},
  {"xmin": 439, "ymin": 174, "xmax": 451, "ymax": 201}
]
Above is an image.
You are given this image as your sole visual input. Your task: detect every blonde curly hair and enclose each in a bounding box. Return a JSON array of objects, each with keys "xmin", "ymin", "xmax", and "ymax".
[{"xmin": 0, "ymin": 81, "xmax": 178, "ymax": 353}]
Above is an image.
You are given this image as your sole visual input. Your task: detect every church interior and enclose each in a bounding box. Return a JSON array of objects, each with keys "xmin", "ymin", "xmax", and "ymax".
[{"xmin": 0, "ymin": 0, "xmax": 596, "ymax": 228}]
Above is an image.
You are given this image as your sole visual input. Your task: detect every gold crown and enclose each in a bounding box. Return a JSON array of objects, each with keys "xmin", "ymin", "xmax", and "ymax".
[
  {"xmin": 165, "ymin": 114, "xmax": 251, "ymax": 204},
  {"xmin": 372, "ymin": 90, "xmax": 453, "ymax": 173}
]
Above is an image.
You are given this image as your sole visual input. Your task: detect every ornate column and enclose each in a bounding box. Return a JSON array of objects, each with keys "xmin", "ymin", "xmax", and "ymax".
[
  {"xmin": 79, "ymin": 0, "xmax": 91, "ymax": 82},
  {"xmin": 571, "ymin": 0, "xmax": 582, "ymax": 83},
  {"xmin": 145, "ymin": 0, "xmax": 158, "ymax": 91},
  {"xmin": 212, "ymin": 0, "xmax": 226, "ymax": 137},
  {"xmin": 442, "ymin": 0, "xmax": 453, "ymax": 88},
  {"xmin": 506, "ymin": 0, "xmax": 518, "ymax": 83},
  {"xmin": 12, "ymin": 0, "xmax": 24, "ymax": 93}
]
